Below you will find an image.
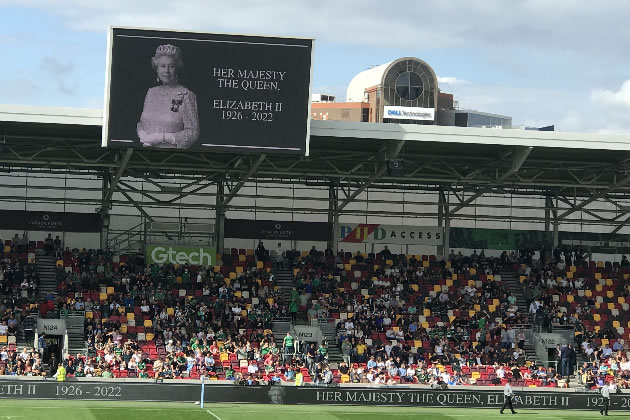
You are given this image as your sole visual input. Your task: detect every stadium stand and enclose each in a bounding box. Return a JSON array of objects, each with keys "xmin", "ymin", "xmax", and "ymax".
[{"xmin": 4, "ymin": 238, "xmax": 630, "ymax": 391}]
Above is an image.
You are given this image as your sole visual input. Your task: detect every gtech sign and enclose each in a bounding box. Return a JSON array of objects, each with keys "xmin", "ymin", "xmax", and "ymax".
[
  {"xmin": 146, "ymin": 245, "xmax": 216, "ymax": 266},
  {"xmin": 339, "ymin": 224, "xmax": 443, "ymax": 245}
]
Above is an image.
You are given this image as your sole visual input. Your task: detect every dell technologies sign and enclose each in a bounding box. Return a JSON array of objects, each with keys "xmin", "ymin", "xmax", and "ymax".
[{"xmin": 384, "ymin": 106, "xmax": 435, "ymax": 121}]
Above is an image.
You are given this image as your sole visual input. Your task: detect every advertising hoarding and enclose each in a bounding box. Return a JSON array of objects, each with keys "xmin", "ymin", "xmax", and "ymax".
[
  {"xmin": 384, "ymin": 106, "xmax": 435, "ymax": 121},
  {"xmin": 339, "ymin": 224, "xmax": 442, "ymax": 245},
  {"xmin": 145, "ymin": 244, "xmax": 216, "ymax": 266},
  {"xmin": 224, "ymin": 219, "xmax": 331, "ymax": 241},
  {"xmin": 0, "ymin": 210, "xmax": 101, "ymax": 233},
  {"xmin": 103, "ymin": 27, "xmax": 313, "ymax": 155}
]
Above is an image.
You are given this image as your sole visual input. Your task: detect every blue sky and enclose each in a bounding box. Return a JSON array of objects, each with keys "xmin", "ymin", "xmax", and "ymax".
[{"xmin": 1, "ymin": 0, "xmax": 630, "ymax": 133}]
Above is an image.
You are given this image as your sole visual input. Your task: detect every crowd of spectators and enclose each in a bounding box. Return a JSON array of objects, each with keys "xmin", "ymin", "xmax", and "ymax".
[{"xmin": 6, "ymin": 234, "xmax": 630, "ymax": 389}]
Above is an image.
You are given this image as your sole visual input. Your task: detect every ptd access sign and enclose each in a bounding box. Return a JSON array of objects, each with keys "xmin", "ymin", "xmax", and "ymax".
[{"xmin": 146, "ymin": 245, "xmax": 216, "ymax": 266}]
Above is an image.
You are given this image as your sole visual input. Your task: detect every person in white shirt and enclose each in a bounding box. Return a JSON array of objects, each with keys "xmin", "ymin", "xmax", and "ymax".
[
  {"xmin": 275, "ymin": 243, "xmax": 285, "ymax": 270},
  {"xmin": 600, "ymin": 380, "xmax": 611, "ymax": 415},
  {"xmin": 247, "ymin": 361, "xmax": 259, "ymax": 374},
  {"xmin": 500, "ymin": 378, "xmax": 517, "ymax": 414}
]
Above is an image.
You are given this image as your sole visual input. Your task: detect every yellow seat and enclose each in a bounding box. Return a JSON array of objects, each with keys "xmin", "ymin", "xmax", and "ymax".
[
  {"xmin": 468, "ymin": 280, "xmax": 476, "ymax": 287},
  {"xmin": 487, "ymin": 274, "xmax": 494, "ymax": 281},
  {"xmin": 0, "ymin": 336, "xmax": 6, "ymax": 344},
  {"xmin": 607, "ymin": 291, "xmax": 615, "ymax": 298},
  {"xmin": 597, "ymin": 261, "xmax": 605, "ymax": 268},
  {"xmin": 469, "ymin": 310, "xmax": 476, "ymax": 317},
  {"xmin": 421, "ymin": 322, "xmax": 430, "ymax": 329},
  {"xmin": 619, "ymin": 297, "xmax": 626, "ymax": 305},
  {"xmin": 120, "ymin": 325, "xmax": 128, "ymax": 333},
  {"xmin": 99, "ymin": 293, "xmax": 107, "ymax": 302},
  {"xmin": 341, "ymin": 374, "xmax": 350, "ymax": 383},
  {"xmin": 213, "ymin": 266, "xmax": 220, "ymax": 273},
  {"xmin": 469, "ymin": 268, "xmax": 477, "ymax": 275},
  {"xmin": 519, "ymin": 275, "xmax": 526, "ymax": 283},
  {"xmin": 433, "ymin": 285, "xmax": 441, "ymax": 292},
  {"xmin": 146, "ymin": 333, "xmax": 155, "ymax": 341},
  {"xmin": 127, "ymin": 312, "xmax": 134, "ymax": 321},
  {"xmin": 85, "ymin": 311, "xmax": 93, "ymax": 319},
  {"xmin": 344, "ymin": 264, "xmax": 351, "ymax": 271},
  {"xmin": 473, "ymin": 304, "xmax": 481, "ymax": 311},
  {"xmin": 256, "ymin": 261, "xmax": 263, "ymax": 269},
  {"xmin": 2, "ymin": 246, "xmax": 9, "ymax": 253},
  {"xmin": 411, "ymin": 284, "xmax": 419, "ymax": 292},
  {"xmin": 492, "ymin": 298, "xmax": 500, "ymax": 306},
  {"xmin": 106, "ymin": 287, "xmax": 114, "ymax": 295},
  {"xmin": 56, "ymin": 259, "xmax": 63, "ymax": 267},
  {"xmin": 144, "ymin": 319, "xmax": 153, "ymax": 328},
  {"xmin": 175, "ymin": 276, "xmax": 182, "ymax": 285},
  {"xmin": 471, "ymin": 371, "xmax": 480, "ymax": 379},
  {"xmin": 606, "ymin": 279, "xmax": 614, "ymax": 287},
  {"xmin": 595, "ymin": 273, "xmax": 602, "ymax": 280},
  {"xmin": 445, "ymin": 261, "xmax": 451, "ymax": 269},
  {"xmin": 445, "ymin": 279, "xmax": 453, "ymax": 287},
  {"xmin": 423, "ymin": 309, "xmax": 431, "ymax": 317},
  {"xmin": 593, "ymin": 314, "xmax": 601, "ymax": 322},
  {"xmin": 567, "ymin": 295, "xmax": 574, "ymax": 303},
  {"xmin": 229, "ymin": 272, "xmax": 237, "ymax": 280},
  {"xmin": 414, "ymin": 340, "xmax": 422, "ymax": 348},
  {"xmin": 488, "ymin": 305, "xmax": 496, "ymax": 313},
  {"xmin": 236, "ymin": 266, "xmax": 244, "ymax": 274},
  {"xmin": 422, "ymin": 260, "xmax": 430, "ymax": 268},
  {"xmin": 584, "ymin": 290, "xmax": 593, "ymax": 297},
  {"xmin": 219, "ymin": 353, "xmax": 229, "ymax": 362},
  {"xmin": 608, "ymin": 303, "xmax": 616, "ymax": 310},
  {"xmin": 613, "ymin": 321, "xmax": 621, "ymax": 328},
  {"xmin": 570, "ymin": 265, "xmax": 577, "ymax": 272},
  {"xmin": 246, "ymin": 249, "xmax": 254, "ymax": 256},
  {"xmin": 566, "ymin": 271, "xmax": 574, "ymax": 279},
  {"xmin": 601, "ymin": 338, "xmax": 609, "ymax": 346},
  {"xmin": 385, "ymin": 259, "xmax": 393, "ymax": 266},
  {"xmin": 238, "ymin": 255, "xmax": 246, "ymax": 262}
]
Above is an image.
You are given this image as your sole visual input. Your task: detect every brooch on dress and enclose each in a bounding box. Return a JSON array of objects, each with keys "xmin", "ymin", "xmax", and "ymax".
[{"xmin": 171, "ymin": 91, "xmax": 188, "ymax": 112}]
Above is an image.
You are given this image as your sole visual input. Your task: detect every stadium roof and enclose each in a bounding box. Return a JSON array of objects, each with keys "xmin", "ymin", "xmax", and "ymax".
[{"xmin": 2, "ymin": 104, "xmax": 630, "ymax": 231}]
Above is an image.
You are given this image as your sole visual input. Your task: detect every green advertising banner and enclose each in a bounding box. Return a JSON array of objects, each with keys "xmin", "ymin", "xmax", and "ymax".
[
  {"xmin": 146, "ymin": 245, "xmax": 216, "ymax": 266},
  {"xmin": 449, "ymin": 228, "xmax": 550, "ymax": 250}
]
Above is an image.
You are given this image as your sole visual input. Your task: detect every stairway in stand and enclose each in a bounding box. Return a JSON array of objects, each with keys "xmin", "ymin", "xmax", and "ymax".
[
  {"xmin": 320, "ymin": 321, "xmax": 343, "ymax": 362},
  {"xmin": 274, "ymin": 263, "xmax": 296, "ymax": 305},
  {"xmin": 36, "ymin": 253, "xmax": 57, "ymax": 300},
  {"xmin": 501, "ymin": 271, "xmax": 537, "ymax": 362}
]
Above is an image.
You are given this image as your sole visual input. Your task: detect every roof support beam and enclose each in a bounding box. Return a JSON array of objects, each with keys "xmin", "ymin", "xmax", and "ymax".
[
  {"xmin": 221, "ymin": 154, "xmax": 266, "ymax": 208},
  {"xmin": 449, "ymin": 146, "xmax": 532, "ymax": 216},
  {"xmin": 102, "ymin": 148, "xmax": 133, "ymax": 206},
  {"xmin": 337, "ymin": 140, "xmax": 405, "ymax": 212},
  {"xmin": 557, "ymin": 173, "xmax": 630, "ymax": 221}
]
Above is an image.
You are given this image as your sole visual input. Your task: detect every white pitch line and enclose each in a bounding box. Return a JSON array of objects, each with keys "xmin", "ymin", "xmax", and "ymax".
[{"xmin": 206, "ymin": 410, "xmax": 223, "ymax": 420}]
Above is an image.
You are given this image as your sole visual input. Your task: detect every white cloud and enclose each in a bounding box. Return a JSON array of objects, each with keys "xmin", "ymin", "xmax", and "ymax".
[
  {"xmin": 4, "ymin": 0, "xmax": 630, "ymax": 57},
  {"xmin": 438, "ymin": 76, "xmax": 469, "ymax": 86},
  {"xmin": 591, "ymin": 80, "xmax": 630, "ymax": 108},
  {"xmin": 0, "ymin": 79, "xmax": 41, "ymax": 102}
]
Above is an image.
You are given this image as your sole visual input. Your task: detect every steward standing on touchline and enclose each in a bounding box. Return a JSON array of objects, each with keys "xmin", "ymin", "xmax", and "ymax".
[{"xmin": 500, "ymin": 378, "xmax": 517, "ymax": 414}]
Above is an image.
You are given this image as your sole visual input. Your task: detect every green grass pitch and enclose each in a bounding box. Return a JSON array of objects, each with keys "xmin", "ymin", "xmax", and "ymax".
[{"xmin": 0, "ymin": 400, "xmax": 623, "ymax": 419}]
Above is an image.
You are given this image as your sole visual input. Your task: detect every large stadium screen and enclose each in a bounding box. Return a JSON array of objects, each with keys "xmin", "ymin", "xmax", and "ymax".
[{"xmin": 102, "ymin": 27, "xmax": 314, "ymax": 155}]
